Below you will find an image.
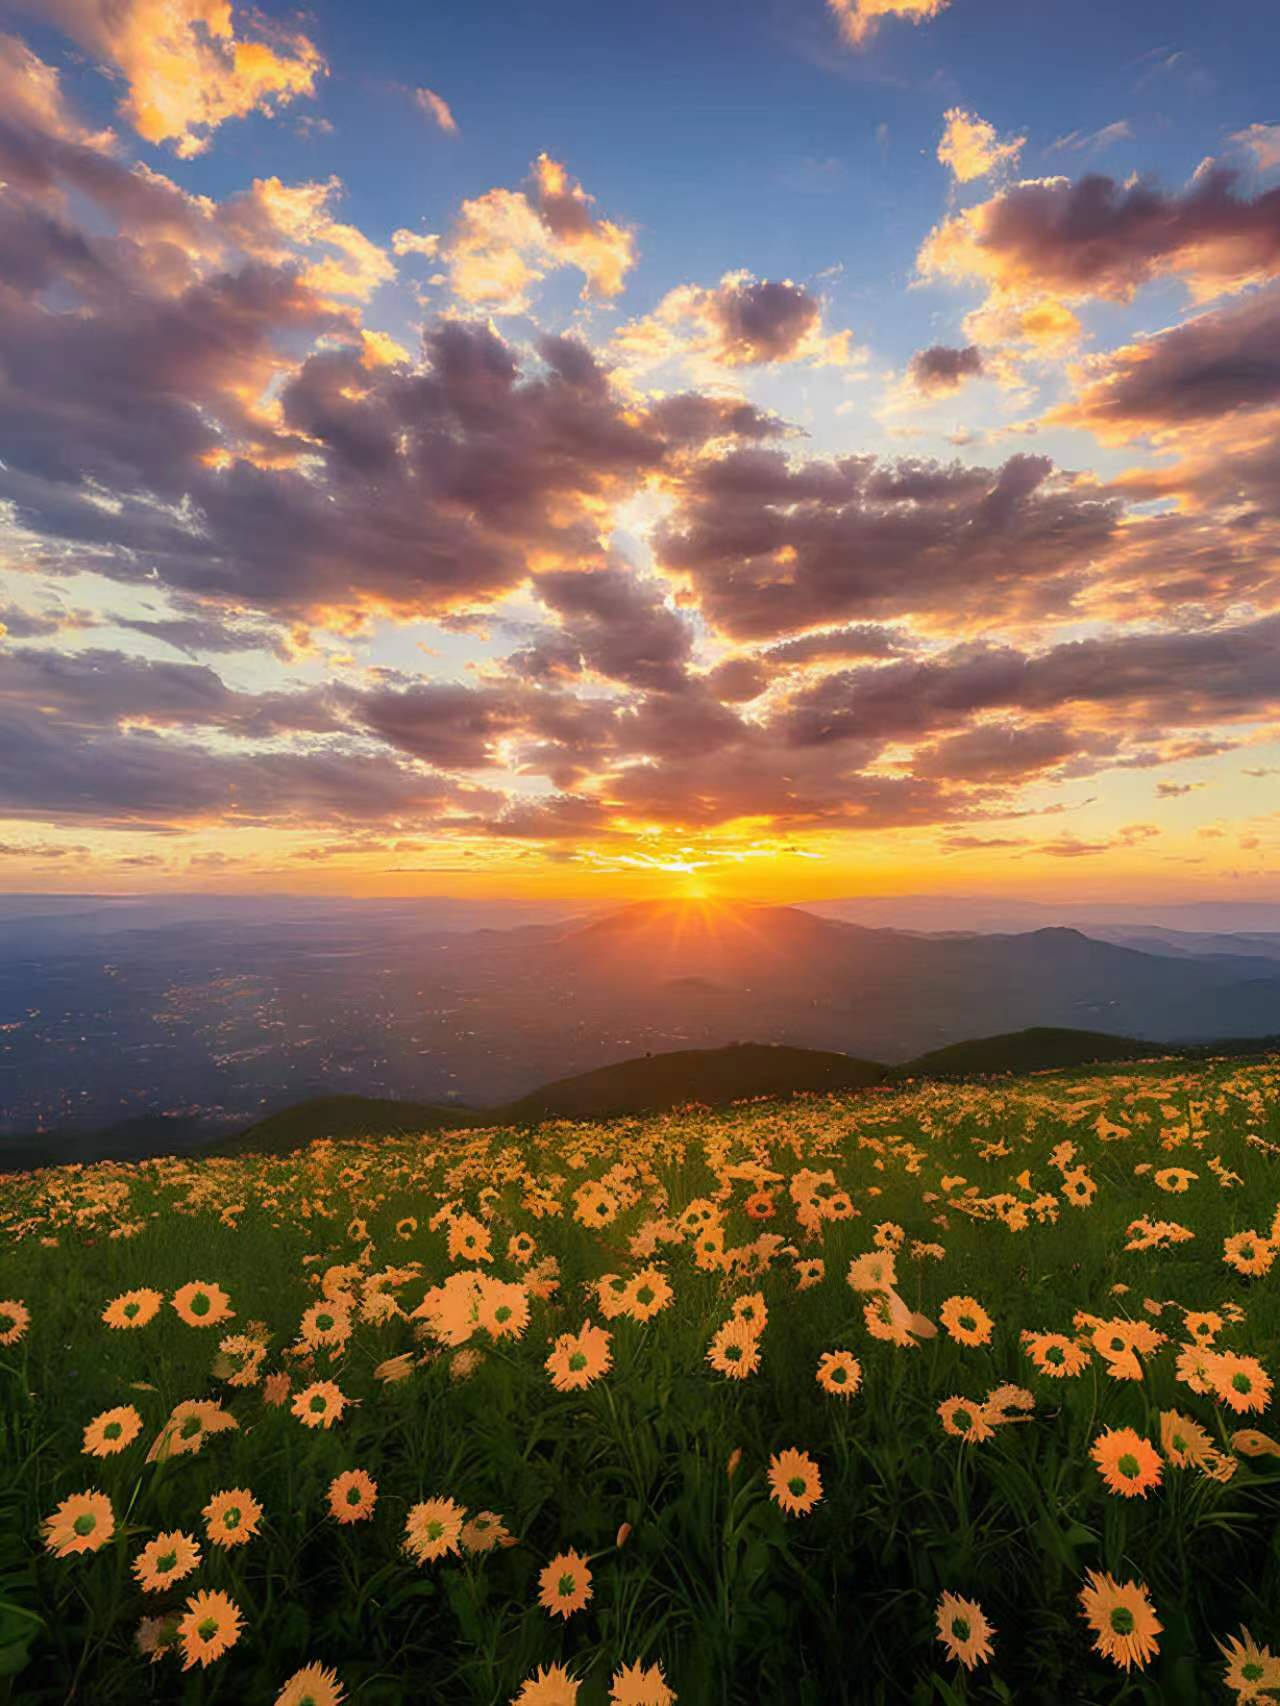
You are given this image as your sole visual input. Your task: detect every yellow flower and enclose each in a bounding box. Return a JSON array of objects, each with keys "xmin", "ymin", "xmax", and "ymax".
[
  {"xmin": 43, "ymin": 1490, "xmax": 115, "ymax": 1557},
  {"xmin": 82, "ymin": 1405, "xmax": 143, "ymax": 1458}
]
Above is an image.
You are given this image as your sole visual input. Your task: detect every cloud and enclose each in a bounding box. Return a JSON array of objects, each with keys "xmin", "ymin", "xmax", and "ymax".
[
  {"xmin": 827, "ymin": 0, "xmax": 951, "ymax": 48},
  {"xmin": 1231, "ymin": 123, "xmax": 1280, "ymax": 173},
  {"xmin": 414, "ymin": 88, "xmax": 458, "ymax": 135},
  {"xmin": 1050, "ymin": 281, "xmax": 1280, "ymax": 444},
  {"xmin": 906, "ymin": 342, "xmax": 984, "ymax": 395},
  {"xmin": 444, "ymin": 154, "xmax": 635, "ymax": 312},
  {"xmin": 1047, "ymin": 121, "xmax": 1132, "ymax": 158},
  {"xmin": 23, "ymin": 0, "xmax": 324, "ymax": 158},
  {"xmin": 657, "ymin": 447, "xmax": 1119, "ymax": 640},
  {"xmin": 614, "ymin": 270, "xmax": 854, "ymax": 372},
  {"xmin": 937, "ymin": 109, "xmax": 1024, "ymax": 184},
  {"xmin": 919, "ymin": 162, "xmax": 1280, "ymax": 309}
]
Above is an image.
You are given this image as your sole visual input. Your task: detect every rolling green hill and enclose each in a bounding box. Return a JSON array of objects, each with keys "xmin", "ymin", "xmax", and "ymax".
[
  {"xmin": 895, "ymin": 1025, "xmax": 1161, "ymax": 1079},
  {"xmin": 212, "ymin": 1095, "xmax": 474, "ymax": 1157}
]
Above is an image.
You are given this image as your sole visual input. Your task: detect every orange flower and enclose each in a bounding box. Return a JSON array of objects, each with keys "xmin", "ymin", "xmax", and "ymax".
[
  {"xmin": 135, "ymin": 1613, "xmax": 181, "ymax": 1664},
  {"xmin": 513, "ymin": 1663, "xmax": 580, "ymax": 1704},
  {"xmin": 177, "ymin": 1588, "xmax": 243, "ymax": 1670},
  {"xmin": 1090, "ymin": 1427, "xmax": 1162, "ymax": 1498},
  {"xmin": 1207, "ymin": 1351, "xmax": 1273, "ymax": 1414},
  {"xmin": 545, "ymin": 1320, "xmax": 612, "ymax": 1391},
  {"xmin": 0, "ymin": 1300, "xmax": 30, "ymax": 1346},
  {"xmin": 609, "ymin": 1659, "xmax": 677, "ymax": 1704},
  {"xmin": 1216, "ymin": 1628, "xmax": 1280, "ymax": 1702},
  {"xmin": 1159, "ymin": 1410, "xmax": 1213, "ymax": 1469},
  {"xmin": 102, "ymin": 1288, "xmax": 163, "ymax": 1330},
  {"xmin": 83, "ymin": 1404, "xmax": 143, "ymax": 1458},
  {"xmin": 298, "ymin": 1301, "xmax": 351, "ymax": 1349},
  {"xmin": 815, "ymin": 1349, "xmax": 861, "ymax": 1398},
  {"xmin": 171, "ymin": 1282, "xmax": 234, "ymax": 1327},
  {"xmin": 327, "ymin": 1469, "xmax": 378, "ymax": 1524},
  {"xmin": 939, "ymin": 1295, "xmax": 994, "ymax": 1347},
  {"xmin": 768, "ymin": 1448, "xmax": 823, "ymax": 1516},
  {"xmin": 706, "ymin": 1317, "xmax": 761, "ymax": 1379},
  {"xmin": 1078, "ymin": 1571, "xmax": 1161, "ymax": 1671},
  {"xmin": 148, "ymin": 1399, "xmax": 238, "ymax": 1462},
  {"xmin": 275, "ymin": 1662, "xmax": 346, "ymax": 1706},
  {"xmin": 847, "ymin": 1251, "xmax": 896, "ymax": 1293},
  {"xmin": 43, "ymin": 1490, "xmax": 115, "ymax": 1557},
  {"xmin": 203, "ymin": 1488, "xmax": 262, "ymax": 1549},
  {"xmin": 133, "ymin": 1530, "xmax": 201, "ymax": 1592},
  {"xmin": 291, "ymin": 1380, "xmax": 349, "ymax": 1429},
  {"xmin": 403, "ymin": 1496, "xmax": 465, "ymax": 1564},
  {"xmin": 623, "ymin": 1267, "xmax": 673, "ymax": 1322},
  {"xmin": 538, "ymin": 1549, "xmax": 593, "ymax": 1618},
  {"xmin": 1231, "ymin": 1428, "xmax": 1280, "ymax": 1459},
  {"xmin": 1021, "ymin": 1331, "xmax": 1090, "ymax": 1377},
  {"xmin": 1223, "ymin": 1231, "xmax": 1275, "ymax": 1278},
  {"xmin": 476, "ymin": 1277, "xmax": 531, "ymax": 1340},
  {"xmin": 937, "ymin": 1397, "xmax": 995, "ymax": 1443},
  {"xmin": 1183, "ymin": 1310, "xmax": 1223, "ymax": 1344},
  {"xmin": 936, "ymin": 1591, "xmax": 995, "ymax": 1670},
  {"xmin": 263, "ymin": 1371, "xmax": 291, "ymax": 1407},
  {"xmin": 461, "ymin": 1509, "xmax": 514, "ymax": 1552}
]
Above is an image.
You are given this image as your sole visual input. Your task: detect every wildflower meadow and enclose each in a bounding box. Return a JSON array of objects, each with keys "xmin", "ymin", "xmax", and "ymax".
[{"xmin": 2, "ymin": 1057, "xmax": 1279, "ymax": 1703}]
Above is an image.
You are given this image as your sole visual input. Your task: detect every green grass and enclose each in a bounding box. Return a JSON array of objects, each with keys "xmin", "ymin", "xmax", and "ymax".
[{"xmin": 1, "ymin": 1056, "xmax": 1278, "ymax": 1703}]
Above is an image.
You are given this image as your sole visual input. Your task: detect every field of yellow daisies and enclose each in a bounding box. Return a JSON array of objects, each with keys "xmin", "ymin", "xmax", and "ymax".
[{"xmin": 2, "ymin": 1057, "xmax": 1279, "ymax": 1704}]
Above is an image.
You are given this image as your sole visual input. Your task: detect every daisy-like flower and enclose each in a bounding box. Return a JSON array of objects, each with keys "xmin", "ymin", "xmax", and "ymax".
[
  {"xmin": 538, "ymin": 1549, "xmax": 593, "ymax": 1618},
  {"xmin": 216, "ymin": 1333, "xmax": 267, "ymax": 1388},
  {"xmin": 1078, "ymin": 1571, "xmax": 1161, "ymax": 1671},
  {"xmin": 939, "ymin": 1295, "xmax": 994, "ymax": 1347},
  {"xmin": 298, "ymin": 1302, "xmax": 352, "ymax": 1350},
  {"xmin": 461, "ymin": 1509, "xmax": 514, "ymax": 1552},
  {"xmin": 43, "ymin": 1490, "xmax": 115, "ymax": 1557},
  {"xmin": 1090, "ymin": 1427, "xmax": 1162, "ymax": 1498},
  {"xmin": 0, "ymin": 1300, "xmax": 30, "ymax": 1346},
  {"xmin": 937, "ymin": 1397, "xmax": 995, "ymax": 1443},
  {"xmin": 731, "ymin": 1292, "xmax": 767, "ymax": 1333},
  {"xmin": 936, "ymin": 1591, "xmax": 995, "ymax": 1670},
  {"xmin": 148, "ymin": 1398, "xmax": 238, "ymax": 1462},
  {"xmin": 292, "ymin": 1380, "xmax": 349, "ymax": 1429},
  {"xmin": 275, "ymin": 1661, "xmax": 346, "ymax": 1705},
  {"xmin": 83, "ymin": 1404, "xmax": 143, "ymax": 1458},
  {"xmin": 767, "ymin": 1448, "xmax": 823, "ymax": 1516},
  {"xmin": 512, "ymin": 1663, "xmax": 580, "ymax": 1704},
  {"xmin": 171, "ymin": 1282, "xmax": 234, "ymax": 1327},
  {"xmin": 793, "ymin": 1258, "xmax": 825, "ymax": 1291},
  {"xmin": 1184, "ymin": 1309, "xmax": 1223, "ymax": 1345},
  {"xmin": 102, "ymin": 1288, "xmax": 164, "ymax": 1330},
  {"xmin": 1159, "ymin": 1409, "xmax": 1214, "ymax": 1469},
  {"xmin": 815, "ymin": 1349, "xmax": 861, "ymax": 1398},
  {"xmin": 203, "ymin": 1488, "xmax": 262, "ymax": 1549},
  {"xmin": 1060, "ymin": 1168, "xmax": 1098, "ymax": 1208},
  {"xmin": 706, "ymin": 1316, "xmax": 761, "ymax": 1380},
  {"xmin": 476, "ymin": 1277, "xmax": 531, "ymax": 1341},
  {"xmin": 623, "ymin": 1267, "xmax": 673, "ymax": 1322},
  {"xmin": 133, "ymin": 1530, "xmax": 202, "ymax": 1593},
  {"xmin": 1207, "ymin": 1351, "xmax": 1273, "ymax": 1414},
  {"xmin": 847, "ymin": 1251, "xmax": 896, "ymax": 1293},
  {"xmin": 609, "ymin": 1659, "xmax": 678, "ymax": 1704},
  {"xmin": 178, "ymin": 1588, "xmax": 243, "ymax": 1670},
  {"xmin": 328, "ymin": 1469, "xmax": 378, "ymax": 1524},
  {"xmin": 1231, "ymin": 1428, "xmax": 1280, "ymax": 1459},
  {"xmin": 1223, "ymin": 1231, "xmax": 1275, "ymax": 1278},
  {"xmin": 1217, "ymin": 1627, "xmax": 1280, "ymax": 1703},
  {"xmin": 545, "ymin": 1320, "xmax": 612, "ymax": 1391},
  {"xmin": 403, "ymin": 1496, "xmax": 465, "ymax": 1564},
  {"xmin": 1021, "ymin": 1331, "xmax": 1090, "ymax": 1377}
]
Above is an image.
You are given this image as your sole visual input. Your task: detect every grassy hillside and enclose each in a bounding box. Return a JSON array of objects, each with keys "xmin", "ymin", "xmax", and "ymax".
[
  {"xmin": 213, "ymin": 1094, "xmax": 472, "ymax": 1156},
  {"xmin": 898, "ymin": 1025, "xmax": 1160, "ymax": 1078},
  {"xmin": 2, "ymin": 1054, "xmax": 1278, "ymax": 1702},
  {"xmin": 501, "ymin": 1040, "xmax": 886, "ymax": 1122}
]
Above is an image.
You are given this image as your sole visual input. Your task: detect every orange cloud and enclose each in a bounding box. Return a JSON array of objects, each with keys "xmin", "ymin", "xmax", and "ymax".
[
  {"xmin": 828, "ymin": 0, "xmax": 950, "ymax": 47},
  {"xmin": 415, "ymin": 88, "xmax": 458, "ymax": 135},
  {"xmin": 937, "ymin": 108, "xmax": 1024, "ymax": 184},
  {"xmin": 444, "ymin": 154, "xmax": 635, "ymax": 312},
  {"xmin": 231, "ymin": 176, "xmax": 395, "ymax": 301},
  {"xmin": 27, "ymin": 0, "xmax": 323, "ymax": 157},
  {"xmin": 613, "ymin": 270, "xmax": 855, "ymax": 373}
]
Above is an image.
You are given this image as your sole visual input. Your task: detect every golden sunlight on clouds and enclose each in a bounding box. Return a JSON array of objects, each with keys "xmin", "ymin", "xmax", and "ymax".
[
  {"xmin": 828, "ymin": 0, "xmax": 951, "ymax": 47},
  {"xmin": 28, "ymin": 0, "xmax": 324, "ymax": 157},
  {"xmin": 937, "ymin": 108, "xmax": 1025, "ymax": 184},
  {"xmin": 613, "ymin": 270, "xmax": 856, "ymax": 375},
  {"xmin": 415, "ymin": 87, "xmax": 459, "ymax": 135}
]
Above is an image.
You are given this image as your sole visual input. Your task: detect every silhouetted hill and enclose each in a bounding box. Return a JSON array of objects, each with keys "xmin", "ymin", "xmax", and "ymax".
[
  {"xmin": 502, "ymin": 1041, "xmax": 886, "ymax": 1122},
  {"xmin": 214, "ymin": 1096, "xmax": 473, "ymax": 1157},
  {"xmin": 897, "ymin": 1026, "xmax": 1158, "ymax": 1079}
]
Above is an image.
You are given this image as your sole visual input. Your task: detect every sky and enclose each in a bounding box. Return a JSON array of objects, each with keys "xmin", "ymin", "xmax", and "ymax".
[{"xmin": 0, "ymin": 0, "xmax": 1278, "ymax": 904}]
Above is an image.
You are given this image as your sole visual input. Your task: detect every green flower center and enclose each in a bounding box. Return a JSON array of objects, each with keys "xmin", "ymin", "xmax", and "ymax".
[
  {"xmin": 831, "ymin": 1367, "xmax": 846, "ymax": 1384},
  {"xmin": 1118, "ymin": 1453, "xmax": 1140, "ymax": 1478},
  {"xmin": 346, "ymin": 1487, "xmax": 362, "ymax": 1506},
  {"xmin": 196, "ymin": 1618, "xmax": 218, "ymax": 1642},
  {"xmin": 952, "ymin": 1617, "xmax": 971, "ymax": 1642},
  {"xmin": 495, "ymin": 1306, "xmax": 512, "ymax": 1323},
  {"xmin": 557, "ymin": 1573, "xmax": 576, "ymax": 1597},
  {"xmin": 124, "ymin": 1302, "xmax": 140, "ymax": 1318},
  {"xmin": 568, "ymin": 1352, "xmax": 587, "ymax": 1371},
  {"xmin": 180, "ymin": 1418, "xmax": 202, "ymax": 1439},
  {"xmin": 1243, "ymin": 1661, "xmax": 1265, "ymax": 1682},
  {"xmin": 636, "ymin": 1287, "xmax": 654, "ymax": 1306},
  {"xmin": 1110, "ymin": 1607, "xmax": 1135, "ymax": 1636},
  {"xmin": 959, "ymin": 1316, "xmax": 976, "ymax": 1332},
  {"xmin": 104, "ymin": 1422, "xmax": 122, "ymax": 1440},
  {"xmin": 425, "ymin": 1521, "xmax": 443, "ymax": 1541},
  {"xmin": 157, "ymin": 1551, "xmax": 177, "ymax": 1572},
  {"xmin": 223, "ymin": 1509, "xmax": 241, "ymax": 1529},
  {"xmin": 310, "ymin": 1395, "xmax": 327, "ymax": 1412},
  {"xmin": 1232, "ymin": 1373, "xmax": 1252, "ymax": 1393},
  {"xmin": 787, "ymin": 1477, "xmax": 806, "ymax": 1496},
  {"xmin": 73, "ymin": 1514, "xmax": 96, "ymax": 1536},
  {"xmin": 955, "ymin": 1409, "xmax": 972, "ymax": 1429},
  {"xmin": 190, "ymin": 1293, "xmax": 210, "ymax": 1316}
]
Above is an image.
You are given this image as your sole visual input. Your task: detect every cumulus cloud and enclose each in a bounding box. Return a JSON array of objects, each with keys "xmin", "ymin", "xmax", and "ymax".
[
  {"xmin": 827, "ymin": 0, "xmax": 951, "ymax": 48},
  {"xmin": 443, "ymin": 153, "xmax": 635, "ymax": 312},
  {"xmin": 614, "ymin": 270, "xmax": 854, "ymax": 372},
  {"xmin": 906, "ymin": 342, "xmax": 984, "ymax": 395},
  {"xmin": 22, "ymin": 0, "xmax": 324, "ymax": 157},
  {"xmin": 1232, "ymin": 123, "xmax": 1280, "ymax": 173},
  {"xmin": 937, "ymin": 109, "xmax": 1024, "ymax": 183},
  {"xmin": 919, "ymin": 162, "xmax": 1280, "ymax": 308}
]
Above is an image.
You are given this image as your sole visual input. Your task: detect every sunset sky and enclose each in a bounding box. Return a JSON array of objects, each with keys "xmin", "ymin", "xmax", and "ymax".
[{"xmin": 1, "ymin": 0, "xmax": 1278, "ymax": 902}]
